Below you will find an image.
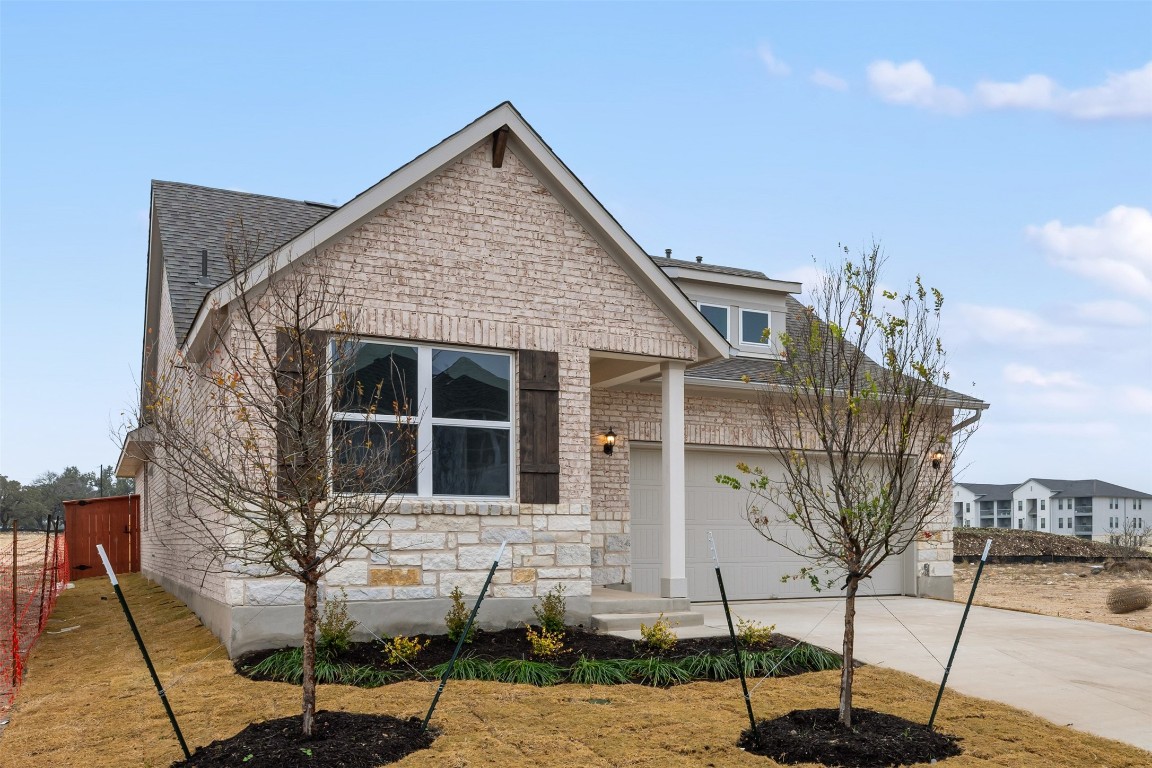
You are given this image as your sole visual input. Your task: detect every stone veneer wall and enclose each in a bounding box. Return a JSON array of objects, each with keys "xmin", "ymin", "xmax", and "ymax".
[{"xmin": 590, "ymin": 387, "xmax": 954, "ymax": 597}]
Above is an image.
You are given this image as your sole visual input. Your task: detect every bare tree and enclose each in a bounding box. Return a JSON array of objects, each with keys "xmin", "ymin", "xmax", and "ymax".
[
  {"xmin": 719, "ymin": 244, "xmax": 980, "ymax": 727},
  {"xmin": 1107, "ymin": 518, "xmax": 1151, "ymax": 549},
  {"xmin": 138, "ymin": 225, "xmax": 416, "ymax": 736}
]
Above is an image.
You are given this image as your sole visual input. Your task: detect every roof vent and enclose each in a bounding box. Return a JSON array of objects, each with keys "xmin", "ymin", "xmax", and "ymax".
[
  {"xmin": 197, "ymin": 249, "xmax": 212, "ymax": 285},
  {"xmin": 696, "ymin": 255, "xmax": 703, "ymax": 263},
  {"xmin": 665, "ymin": 248, "xmax": 672, "ymax": 258}
]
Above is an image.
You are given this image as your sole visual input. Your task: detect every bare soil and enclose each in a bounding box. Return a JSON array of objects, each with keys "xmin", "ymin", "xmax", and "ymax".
[{"xmin": 954, "ymin": 528, "xmax": 1146, "ymax": 559}]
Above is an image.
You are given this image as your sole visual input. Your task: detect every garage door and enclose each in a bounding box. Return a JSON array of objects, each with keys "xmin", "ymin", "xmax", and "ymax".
[{"xmin": 630, "ymin": 446, "xmax": 907, "ymax": 601}]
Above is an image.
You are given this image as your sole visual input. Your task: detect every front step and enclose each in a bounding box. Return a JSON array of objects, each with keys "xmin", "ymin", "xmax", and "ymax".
[{"xmin": 590, "ymin": 610, "xmax": 705, "ymax": 632}]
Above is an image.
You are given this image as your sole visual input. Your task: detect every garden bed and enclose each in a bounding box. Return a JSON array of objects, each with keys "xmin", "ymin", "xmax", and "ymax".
[{"xmin": 235, "ymin": 626, "xmax": 842, "ymax": 688}]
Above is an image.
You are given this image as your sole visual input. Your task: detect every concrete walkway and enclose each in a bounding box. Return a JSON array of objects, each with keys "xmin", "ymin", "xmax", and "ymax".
[{"xmin": 609, "ymin": 596, "xmax": 1152, "ymax": 752}]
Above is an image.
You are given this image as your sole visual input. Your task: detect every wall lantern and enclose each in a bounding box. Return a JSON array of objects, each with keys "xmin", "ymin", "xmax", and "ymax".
[
  {"xmin": 603, "ymin": 428, "xmax": 617, "ymax": 456},
  {"xmin": 930, "ymin": 449, "xmax": 946, "ymax": 470}
]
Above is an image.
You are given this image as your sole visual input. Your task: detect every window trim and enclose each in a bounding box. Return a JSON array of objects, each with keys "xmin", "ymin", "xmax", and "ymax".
[
  {"xmin": 331, "ymin": 339, "xmax": 515, "ymax": 500},
  {"xmin": 697, "ymin": 302, "xmax": 730, "ymax": 340},
  {"xmin": 738, "ymin": 308, "xmax": 773, "ymax": 347}
]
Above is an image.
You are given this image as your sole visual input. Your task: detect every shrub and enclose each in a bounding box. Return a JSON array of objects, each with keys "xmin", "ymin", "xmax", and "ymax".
[
  {"xmin": 445, "ymin": 586, "xmax": 476, "ymax": 644},
  {"xmin": 1107, "ymin": 584, "xmax": 1151, "ymax": 614},
  {"xmin": 492, "ymin": 658, "xmax": 563, "ymax": 686},
  {"xmin": 566, "ymin": 656, "xmax": 631, "ymax": 685},
  {"xmin": 682, "ymin": 652, "xmax": 737, "ymax": 681},
  {"xmin": 383, "ymin": 634, "xmax": 430, "ymax": 666},
  {"xmin": 625, "ymin": 657, "xmax": 691, "ymax": 686},
  {"xmin": 428, "ymin": 655, "xmax": 498, "ymax": 681},
  {"xmin": 639, "ymin": 613, "xmax": 677, "ymax": 653},
  {"xmin": 736, "ymin": 617, "xmax": 775, "ymax": 650},
  {"xmin": 317, "ymin": 588, "xmax": 357, "ymax": 657},
  {"xmin": 525, "ymin": 625, "xmax": 568, "ymax": 659},
  {"xmin": 532, "ymin": 584, "xmax": 567, "ymax": 634}
]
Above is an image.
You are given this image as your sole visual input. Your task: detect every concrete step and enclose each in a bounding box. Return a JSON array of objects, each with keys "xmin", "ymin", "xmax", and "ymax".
[
  {"xmin": 589, "ymin": 587, "xmax": 691, "ymax": 615},
  {"xmin": 590, "ymin": 610, "xmax": 705, "ymax": 632}
]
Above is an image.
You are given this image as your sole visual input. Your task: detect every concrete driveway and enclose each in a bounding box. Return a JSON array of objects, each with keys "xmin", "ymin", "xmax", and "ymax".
[{"xmin": 612, "ymin": 596, "xmax": 1152, "ymax": 752}]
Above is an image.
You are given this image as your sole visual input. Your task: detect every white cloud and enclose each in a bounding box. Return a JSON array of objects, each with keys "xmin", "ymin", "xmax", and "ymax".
[
  {"xmin": 810, "ymin": 69, "xmax": 848, "ymax": 91},
  {"xmin": 1118, "ymin": 386, "xmax": 1152, "ymax": 414},
  {"xmin": 1073, "ymin": 300, "xmax": 1148, "ymax": 327},
  {"xmin": 866, "ymin": 60, "xmax": 968, "ymax": 114},
  {"xmin": 869, "ymin": 60, "xmax": 1152, "ymax": 120},
  {"xmin": 1002, "ymin": 364, "xmax": 1086, "ymax": 389},
  {"xmin": 954, "ymin": 304, "xmax": 1087, "ymax": 347},
  {"xmin": 1027, "ymin": 206, "xmax": 1152, "ymax": 300},
  {"xmin": 757, "ymin": 44, "xmax": 791, "ymax": 77}
]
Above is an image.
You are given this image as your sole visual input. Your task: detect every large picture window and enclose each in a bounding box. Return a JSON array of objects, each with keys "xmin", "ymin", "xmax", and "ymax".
[{"xmin": 332, "ymin": 341, "xmax": 512, "ymax": 497}]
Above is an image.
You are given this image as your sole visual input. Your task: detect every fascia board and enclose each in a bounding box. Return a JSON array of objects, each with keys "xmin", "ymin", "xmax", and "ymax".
[
  {"xmin": 183, "ymin": 103, "xmax": 730, "ymax": 363},
  {"xmin": 664, "ymin": 268, "xmax": 803, "ymax": 294},
  {"xmin": 685, "ymin": 374, "xmax": 989, "ymax": 411}
]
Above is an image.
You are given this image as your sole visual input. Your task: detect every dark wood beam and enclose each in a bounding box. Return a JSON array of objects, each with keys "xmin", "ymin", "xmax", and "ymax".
[{"xmin": 492, "ymin": 125, "xmax": 510, "ymax": 168}]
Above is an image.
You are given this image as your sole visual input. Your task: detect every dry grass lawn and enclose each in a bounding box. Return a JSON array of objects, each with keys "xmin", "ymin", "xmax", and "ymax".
[{"xmin": 3, "ymin": 575, "xmax": 1151, "ymax": 768}]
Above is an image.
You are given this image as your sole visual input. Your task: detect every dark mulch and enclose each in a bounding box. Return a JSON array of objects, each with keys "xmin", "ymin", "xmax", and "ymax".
[
  {"xmin": 171, "ymin": 710, "xmax": 436, "ymax": 768},
  {"xmin": 738, "ymin": 708, "xmax": 962, "ymax": 768},
  {"xmin": 237, "ymin": 626, "xmax": 811, "ymax": 677}
]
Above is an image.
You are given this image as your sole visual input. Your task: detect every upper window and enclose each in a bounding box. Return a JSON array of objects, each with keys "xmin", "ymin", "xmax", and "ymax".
[
  {"xmin": 739, "ymin": 309, "xmax": 771, "ymax": 346},
  {"xmin": 1040, "ymin": 500, "xmax": 1046, "ymax": 510},
  {"xmin": 1017, "ymin": 500, "xmax": 1023, "ymax": 511},
  {"xmin": 333, "ymin": 341, "xmax": 512, "ymax": 498},
  {"xmin": 698, "ymin": 303, "xmax": 729, "ymax": 339}
]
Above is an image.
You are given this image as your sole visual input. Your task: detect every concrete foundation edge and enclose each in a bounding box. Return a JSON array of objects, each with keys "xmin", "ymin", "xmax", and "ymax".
[{"xmin": 917, "ymin": 574, "xmax": 954, "ymax": 601}]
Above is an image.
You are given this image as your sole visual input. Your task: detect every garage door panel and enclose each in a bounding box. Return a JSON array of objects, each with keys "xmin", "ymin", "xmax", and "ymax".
[{"xmin": 630, "ymin": 446, "xmax": 905, "ymax": 601}]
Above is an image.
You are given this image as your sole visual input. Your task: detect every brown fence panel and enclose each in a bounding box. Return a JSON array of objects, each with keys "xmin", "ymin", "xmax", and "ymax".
[{"xmin": 64, "ymin": 495, "xmax": 139, "ymax": 580}]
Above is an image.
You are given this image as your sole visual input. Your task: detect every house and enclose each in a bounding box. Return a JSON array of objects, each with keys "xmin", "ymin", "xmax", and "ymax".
[
  {"xmin": 117, "ymin": 103, "xmax": 980, "ymax": 654},
  {"xmin": 953, "ymin": 479, "xmax": 1151, "ymax": 540}
]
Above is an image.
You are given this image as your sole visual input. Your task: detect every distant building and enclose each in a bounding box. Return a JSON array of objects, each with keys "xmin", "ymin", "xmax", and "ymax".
[{"xmin": 953, "ymin": 479, "xmax": 1151, "ymax": 541}]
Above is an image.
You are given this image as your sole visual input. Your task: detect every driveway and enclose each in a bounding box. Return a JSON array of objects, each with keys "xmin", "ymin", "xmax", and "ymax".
[{"xmin": 611, "ymin": 596, "xmax": 1152, "ymax": 752}]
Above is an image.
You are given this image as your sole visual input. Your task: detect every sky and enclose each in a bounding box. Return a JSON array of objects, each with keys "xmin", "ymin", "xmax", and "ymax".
[{"xmin": 1, "ymin": 2, "xmax": 1150, "ymax": 491}]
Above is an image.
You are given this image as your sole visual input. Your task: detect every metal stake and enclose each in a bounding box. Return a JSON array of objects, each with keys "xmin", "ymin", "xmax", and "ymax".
[
  {"xmin": 708, "ymin": 531, "xmax": 759, "ymax": 745},
  {"xmin": 96, "ymin": 545, "xmax": 191, "ymax": 759},
  {"xmin": 421, "ymin": 539, "xmax": 506, "ymax": 733},
  {"xmin": 928, "ymin": 538, "xmax": 992, "ymax": 731}
]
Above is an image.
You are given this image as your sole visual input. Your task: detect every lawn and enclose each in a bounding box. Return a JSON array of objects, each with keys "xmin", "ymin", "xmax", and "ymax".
[{"xmin": 3, "ymin": 575, "xmax": 1151, "ymax": 768}]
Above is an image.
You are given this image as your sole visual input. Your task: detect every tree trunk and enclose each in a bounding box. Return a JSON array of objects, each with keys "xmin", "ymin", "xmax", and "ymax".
[
  {"xmin": 301, "ymin": 576, "xmax": 318, "ymax": 737},
  {"xmin": 839, "ymin": 575, "xmax": 859, "ymax": 727}
]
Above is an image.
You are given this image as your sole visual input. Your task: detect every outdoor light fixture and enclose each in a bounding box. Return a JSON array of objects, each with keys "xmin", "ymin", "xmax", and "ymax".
[
  {"xmin": 603, "ymin": 428, "xmax": 617, "ymax": 456},
  {"xmin": 930, "ymin": 449, "xmax": 946, "ymax": 469}
]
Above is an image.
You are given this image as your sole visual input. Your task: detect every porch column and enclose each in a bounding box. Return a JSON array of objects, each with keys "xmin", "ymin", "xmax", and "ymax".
[{"xmin": 660, "ymin": 361, "xmax": 687, "ymax": 598}]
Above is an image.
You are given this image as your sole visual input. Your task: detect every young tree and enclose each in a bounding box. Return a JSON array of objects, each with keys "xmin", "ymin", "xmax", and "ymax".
[
  {"xmin": 719, "ymin": 244, "xmax": 981, "ymax": 727},
  {"xmin": 137, "ymin": 227, "xmax": 416, "ymax": 736},
  {"xmin": 1107, "ymin": 518, "xmax": 1151, "ymax": 549}
]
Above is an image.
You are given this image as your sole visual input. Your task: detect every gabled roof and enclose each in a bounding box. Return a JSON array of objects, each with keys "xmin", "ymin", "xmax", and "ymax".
[
  {"xmin": 650, "ymin": 255, "xmax": 770, "ymax": 280},
  {"xmin": 1017, "ymin": 478, "xmax": 1152, "ymax": 499},
  {"xmin": 955, "ymin": 483, "xmax": 1017, "ymax": 501},
  {"xmin": 152, "ymin": 182, "xmax": 335, "ymax": 344},
  {"xmin": 170, "ymin": 102, "xmax": 729, "ymax": 363}
]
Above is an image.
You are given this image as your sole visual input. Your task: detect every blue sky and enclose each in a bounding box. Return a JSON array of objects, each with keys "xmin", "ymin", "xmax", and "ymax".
[{"xmin": 2, "ymin": 2, "xmax": 1150, "ymax": 490}]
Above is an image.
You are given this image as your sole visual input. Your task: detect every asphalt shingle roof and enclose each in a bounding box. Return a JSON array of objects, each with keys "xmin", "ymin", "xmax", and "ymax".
[
  {"xmin": 1027, "ymin": 479, "xmax": 1152, "ymax": 499},
  {"xmin": 649, "ymin": 255, "xmax": 771, "ymax": 280},
  {"xmin": 152, "ymin": 181, "xmax": 335, "ymax": 344},
  {"xmin": 955, "ymin": 483, "xmax": 1017, "ymax": 501}
]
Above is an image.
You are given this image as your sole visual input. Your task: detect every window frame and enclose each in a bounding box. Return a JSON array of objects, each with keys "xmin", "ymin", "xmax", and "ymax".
[
  {"xmin": 738, "ymin": 308, "xmax": 773, "ymax": 347},
  {"xmin": 330, "ymin": 339, "xmax": 515, "ymax": 500},
  {"xmin": 697, "ymin": 302, "xmax": 730, "ymax": 340}
]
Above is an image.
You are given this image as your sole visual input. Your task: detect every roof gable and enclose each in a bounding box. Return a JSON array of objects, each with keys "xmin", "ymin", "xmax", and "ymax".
[{"xmin": 175, "ymin": 102, "xmax": 729, "ymax": 361}]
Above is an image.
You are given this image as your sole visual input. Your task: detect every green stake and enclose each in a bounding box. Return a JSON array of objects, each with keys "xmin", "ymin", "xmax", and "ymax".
[
  {"xmin": 708, "ymin": 531, "xmax": 759, "ymax": 746},
  {"xmin": 422, "ymin": 539, "xmax": 506, "ymax": 733},
  {"xmin": 96, "ymin": 545, "xmax": 191, "ymax": 760},
  {"xmin": 928, "ymin": 537, "xmax": 992, "ymax": 731}
]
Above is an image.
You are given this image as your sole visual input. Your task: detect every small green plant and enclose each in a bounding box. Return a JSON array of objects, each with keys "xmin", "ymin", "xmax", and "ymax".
[
  {"xmin": 317, "ymin": 588, "xmax": 357, "ymax": 657},
  {"xmin": 625, "ymin": 656, "xmax": 691, "ymax": 687},
  {"xmin": 428, "ymin": 655, "xmax": 499, "ymax": 681},
  {"xmin": 243, "ymin": 755, "xmax": 254, "ymax": 763},
  {"xmin": 639, "ymin": 613, "xmax": 677, "ymax": 653},
  {"xmin": 492, "ymin": 658, "xmax": 563, "ymax": 686},
  {"xmin": 736, "ymin": 617, "xmax": 776, "ymax": 650},
  {"xmin": 300, "ymin": 747, "xmax": 313, "ymax": 757},
  {"xmin": 532, "ymin": 584, "xmax": 567, "ymax": 634},
  {"xmin": 383, "ymin": 634, "xmax": 429, "ymax": 666},
  {"xmin": 525, "ymin": 625, "xmax": 567, "ymax": 659},
  {"xmin": 566, "ymin": 656, "xmax": 631, "ymax": 685},
  {"xmin": 682, "ymin": 652, "xmax": 737, "ymax": 681},
  {"xmin": 445, "ymin": 586, "xmax": 476, "ymax": 644}
]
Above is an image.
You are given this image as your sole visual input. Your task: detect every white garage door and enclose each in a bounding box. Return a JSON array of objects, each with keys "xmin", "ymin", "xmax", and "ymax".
[{"xmin": 630, "ymin": 446, "xmax": 907, "ymax": 601}]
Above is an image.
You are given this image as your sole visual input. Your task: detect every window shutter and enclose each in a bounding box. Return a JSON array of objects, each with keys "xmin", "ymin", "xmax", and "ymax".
[
  {"xmin": 276, "ymin": 329, "xmax": 328, "ymax": 497},
  {"xmin": 518, "ymin": 350, "xmax": 560, "ymax": 504}
]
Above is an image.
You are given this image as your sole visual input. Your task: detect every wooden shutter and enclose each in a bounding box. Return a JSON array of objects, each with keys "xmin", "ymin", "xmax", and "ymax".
[{"xmin": 519, "ymin": 350, "xmax": 560, "ymax": 504}]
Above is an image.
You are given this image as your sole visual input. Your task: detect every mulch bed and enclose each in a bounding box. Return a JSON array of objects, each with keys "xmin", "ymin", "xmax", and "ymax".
[
  {"xmin": 237, "ymin": 626, "xmax": 811, "ymax": 676},
  {"xmin": 739, "ymin": 708, "xmax": 962, "ymax": 767},
  {"xmin": 171, "ymin": 711, "xmax": 436, "ymax": 768}
]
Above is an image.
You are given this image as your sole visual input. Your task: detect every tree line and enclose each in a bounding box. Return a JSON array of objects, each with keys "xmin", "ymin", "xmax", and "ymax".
[{"xmin": 0, "ymin": 466, "xmax": 135, "ymax": 531}]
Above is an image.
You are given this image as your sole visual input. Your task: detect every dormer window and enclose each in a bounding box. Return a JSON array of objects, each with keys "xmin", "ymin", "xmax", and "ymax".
[
  {"xmin": 698, "ymin": 303, "xmax": 729, "ymax": 339},
  {"xmin": 740, "ymin": 309, "xmax": 771, "ymax": 346}
]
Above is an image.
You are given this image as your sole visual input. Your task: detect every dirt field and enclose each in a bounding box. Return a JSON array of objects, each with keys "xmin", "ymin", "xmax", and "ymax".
[
  {"xmin": 2, "ymin": 575, "xmax": 1150, "ymax": 767},
  {"xmin": 954, "ymin": 561, "xmax": 1152, "ymax": 632}
]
